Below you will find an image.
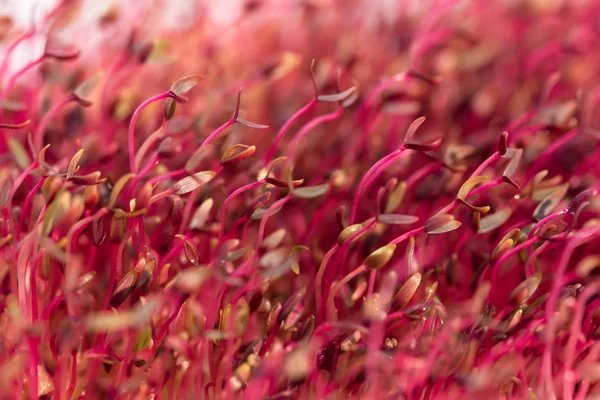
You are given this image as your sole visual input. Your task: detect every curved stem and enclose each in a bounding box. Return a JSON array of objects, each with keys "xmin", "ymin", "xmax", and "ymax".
[
  {"xmin": 134, "ymin": 126, "xmax": 165, "ymax": 171},
  {"xmin": 359, "ymin": 73, "xmax": 407, "ymax": 124},
  {"xmin": 264, "ymin": 98, "xmax": 318, "ymax": 164},
  {"xmin": 66, "ymin": 353, "xmax": 77, "ymax": 400},
  {"xmin": 128, "ymin": 91, "xmax": 171, "ymax": 173},
  {"xmin": 540, "ymin": 241, "xmax": 576, "ymax": 397},
  {"xmin": 469, "ymin": 152, "xmax": 500, "ymax": 179},
  {"xmin": 18, "ymin": 176, "xmax": 45, "ymax": 238},
  {"xmin": 563, "ymin": 283, "xmax": 600, "ymax": 400},
  {"xmin": 201, "ymin": 118, "xmax": 235, "ymax": 148},
  {"xmin": 34, "ymin": 94, "xmax": 75, "ymax": 152},
  {"xmin": 327, "ymin": 264, "xmax": 366, "ymax": 321},
  {"xmin": 286, "ymin": 107, "xmax": 343, "ymax": 158},
  {"xmin": 315, "ymin": 246, "xmax": 338, "ymax": 323},
  {"xmin": 218, "ymin": 179, "xmax": 266, "ymax": 237},
  {"xmin": 390, "ymin": 227, "xmax": 424, "ymax": 245},
  {"xmin": 148, "ymin": 169, "xmax": 186, "ymax": 186},
  {"xmin": 489, "ymin": 237, "xmax": 540, "ymax": 296},
  {"xmin": 0, "ymin": 30, "xmax": 35, "ymax": 82},
  {"xmin": 349, "ymin": 146, "xmax": 407, "ymax": 224},
  {"xmin": 257, "ymin": 194, "xmax": 292, "ymax": 244},
  {"xmin": 3, "ymin": 54, "xmax": 44, "ymax": 98},
  {"xmin": 7, "ymin": 162, "xmax": 38, "ymax": 211}
]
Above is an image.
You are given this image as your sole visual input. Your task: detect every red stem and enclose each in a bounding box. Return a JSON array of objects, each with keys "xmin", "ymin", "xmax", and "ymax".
[
  {"xmin": 264, "ymin": 98, "xmax": 318, "ymax": 164},
  {"xmin": 128, "ymin": 91, "xmax": 171, "ymax": 173}
]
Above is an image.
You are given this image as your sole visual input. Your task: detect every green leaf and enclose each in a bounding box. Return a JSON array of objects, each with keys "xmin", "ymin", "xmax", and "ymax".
[
  {"xmin": 172, "ymin": 171, "xmax": 216, "ymax": 195},
  {"xmin": 377, "ymin": 214, "xmax": 418, "ymax": 225},
  {"xmin": 293, "ymin": 183, "xmax": 330, "ymax": 199},
  {"xmin": 424, "ymin": 214, "xmax": 461, "ymax": 235}
]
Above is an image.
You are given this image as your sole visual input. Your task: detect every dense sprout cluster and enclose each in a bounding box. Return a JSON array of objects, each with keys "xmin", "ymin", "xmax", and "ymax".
[{"xmin": 2, "ymin": 0, "xmax": 600, "ymax": 398}]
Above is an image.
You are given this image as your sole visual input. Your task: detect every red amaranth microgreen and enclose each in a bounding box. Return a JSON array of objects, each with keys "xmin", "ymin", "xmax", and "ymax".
[{"xmin": 3, "ymin": 2, "xmax": 600, "ymax": 398}]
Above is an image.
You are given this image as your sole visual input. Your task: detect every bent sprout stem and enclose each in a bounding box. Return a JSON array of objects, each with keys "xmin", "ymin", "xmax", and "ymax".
[
  {"xmin": 563, "ymin": 283, "xmax": 600, "ymax": 400},
  {"xmin": 359, "ymin": 73, "xmax": 407, "ymax": 124},
  {"xmin": 0, "ymin": 31, "xmax": 35, "ymax": 82},
  {"xmin": 327, "ymin": 264, "xmax": 367, "ymax": 321},
  {"xmin": 218, "ymin": 179, "xmax": 266, "ymax": 237},
  {"xmin": 148, "ymin": 168, "xmax": 186, "ymax": 186},
  {"xmin": 469, "ymin": 151, "xmax": 500, "ymax": 180},
  {"xmin": 128, "ymin": 91, "xmax": 172, "ymax": 173},
  {"xmin": 264, "ymin": 98, "xmax": 318, "ymax": 164},
  {"xmin": 540, "ymin": 226, "xmax": 600, "ymax": 397},
  {"xmin": 488, "ymin": 236, "xmax": 541, "ymax": 297},
  {"xmin": 286, "ymin": 107, "xmax": 343, "ymax": 158},
  {"xmin": 134, "ymin": 126, "xmax": 165, "ymax": 171},
  {"xmin": 34, "ymin": 94, "xmax": 76, "ymax": 152},
  {"xmin": 17, "ymin": 175, "xmax": 45, "ymax": 240},
  {"xmin": 315, "ymin": 246, "xmax": 339, "ymax": 322},
  {"xmin": 0, "ymin": 0, "xmax": 70, "ymax": 82},
  {"xmin": 349, "ymin": 145, "xmax": 407, "ymax": 224},
  {"xmin": 201, "ymin": 118, "xmax": 236, "ymax": 148},
  {"xmin": 2, "ymin": 54, "xmax": 44, "ymax": 99}
]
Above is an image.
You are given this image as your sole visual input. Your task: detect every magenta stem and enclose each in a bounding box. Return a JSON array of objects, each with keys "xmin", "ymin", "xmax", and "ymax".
[
  {"xmin": 264, "ymin": 98, "xmax": 318, "ymax": 164},
  {"xmin": 218, "ymin": 179, "xmax": 266, "ymax": 237},
  {"xmin": 3, "ymin": 54, "xmax": 44, "ymax": 98},
  {"xmin": 148, "ymin": 169, "xmax": 186, "ymax": 186},
  {"xmin": 201, "ymin": 118, "xmax": 235, "ymax": 148},
  {"xmin": 0, "ymin": 30, "xmax": 35, "ymax": 81},
  {"xmin": 128, "ymin": 91, "xmax": 171, "ymax": 173},
  {"xmin": 34, "ymin": 94, "xmax": 75, "ymax": 152},
  {"xmin": 286, "ymin": 107, "xmax": 343, "ymax": 158},
  {"xmin": 18, "ymin": 176, "xmax": 45, "ymax": 238},
  {"xmin": 349, "ymin": 145, "xmax": 407, "ymax": 224},
  {"xmin": 469, "ymin": 152, "xmax": 500, "ymax": 179},
  {"xmin": 66, "ymin": 353, "xmax": 77, "ymax": 400},
  {"xmin": 327, "ymin": 264, "xmax": 367, "ymax": 320}
]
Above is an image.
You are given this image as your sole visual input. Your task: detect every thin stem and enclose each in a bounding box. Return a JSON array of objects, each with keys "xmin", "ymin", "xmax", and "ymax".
[
  {"xmin": 359, "ymin": 73, "xmax": 407, "ymax": 123},
  {"xmin": 201, "ymin": 118, "xmax": 235, "ymax": 148},
  {"xmin": 349, "ymin": 145, "xmax": 407, "ymax": 224},
  {"xmin": 66, "ymin": 353, "xmax": 77, "ymax": 400},
  {"xmin": 148, "ymin": 189, "xmax": 174, "ymax": 206},
  {"xmin": 469, "ymin": 152, "xmax": 500, "ymax": 179},
  {"xmin": 286, "ymin": 107, "xmax": 343, "ymax": 158},
  {"xmin": 327, "ymin": 264, "xmax": 366, "ymax": 321},
  {"xmin": 66, "ymin": 208, "xmax": 110, "ymax": 256},
  {"xmin": 156, "ymin": 297, "xmax": 184, "ymax": 344},
  {"xmin": 257, "ymin": 194, "xmax": 292, "ymax": 244},
  {"xmin": 315, "ymin": 246, "xmax": 339, "ymax": 323},
  {"xmin": 563, "ymin": 283, "xmax": 600, "ymax": 400},
  {"xmin": 489, "ymin": 237, "xmax": 540, "ymax": 296},
  {"xmin": 528, "ymin": 128, "xmax": 579, "ymax": 175},
  {"xmin": 134, "ymin": 126, "xmax": 165, "ymax": 171},
  {"xmin": 41, "ymin": 293, "xmax": 65, "ymax": 319},
  {"xmin": 34, "ymin": 94, "xmax": 76, "ymax": 152},
  {"xmin": 540, "ymin": 241, "xmax": 575, "ymax": 397},
  {"xmin": 148, "ymin": 169, "xmax": 186, "ymax": 186},
  {"xmin": 7, "ymin": 162, "xmax": 38, "ymax": 211},
  {"xmin": 218, "ymin": 179, "xmax": 266, "ymax": 237},
  {"xmin": 3, "ymin": 54, "xmax": 44, "ymax": 98},
  {"xmin": 131, "ymin": 156, "xmax": 159, "ymax": 189},
  {"xmin": 128, "ymin": 91, "xmax": 171, "ymax": 173},
  {"xmin": 390, "ymin": 227, "xmax": 424, "ymax": 245},
  {"xmin": 367, "ymin": 270, "xmax": 377, "ymax": 297},
  {"xmin": 264, "ymin": 98, "xmax": 318, "ymax": 164},
  {"xmin": 0, "ymin": 30, "xmax": 35, "ymax": 81},
  {"xmin": 529, "ymin": 209, "xmax": 568, "ymax": 240},
  {"xmin": 18, "ymin": 176, "xmax": 45, "ymax": 238}
]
